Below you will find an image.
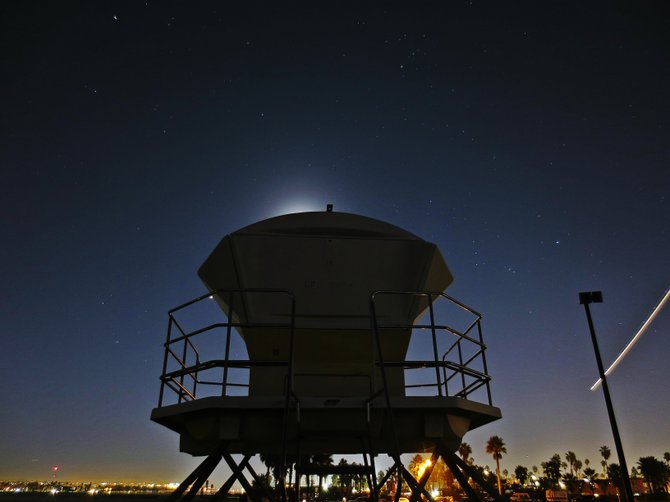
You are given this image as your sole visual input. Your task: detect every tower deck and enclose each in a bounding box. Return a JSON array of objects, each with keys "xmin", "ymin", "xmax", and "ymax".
[{"xmin": 150, "ymin": 288, "xmax": 501, "ymax": 457}]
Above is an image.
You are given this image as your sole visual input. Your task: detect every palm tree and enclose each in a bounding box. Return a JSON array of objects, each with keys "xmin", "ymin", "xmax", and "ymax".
[
  {"xmin": 664, "ymin": 452, "xmax": 670, "ymax": 465},
  {"xmin": 409, "ymin": 454, "xmax": 426, "ymax": 478},
  {"xmin": 583, "ymin": 467, "xmax": 596, "ymax": 494},
  {"xmin": 599, "ymin": 446, "xmax": 611, "ymax": 476},
  {"xmin": 459, "ymin": 442, "xmax": 473, "ymax": 463},
  {"xmin": 637, "ymin": 456, "xmax": 670, "ymax": 494},
  {"xmin": 514, "ymin": 465, "xmax": 529, "ymax": 486},
  {"xmin": 607, "ymin": 464, "xmax": 623, "ymax": 496},
  {"xmin": 431, "ymin": 458, "xmax": 449, "ymax": 491},
  {"xmin": 311, "ymin": 454, "xmax": 333, "ymax": 497},
  {"xmin": 260, "ymin": 453, "xmax": 283, "ymax": 487},
  {"xmin": 542, "ymin": 454, "xmax": 562, "ymax": 487},
  {"xmin": 485, "ymin": 435, "xmax": 507, "ymax": 495},
  {"xmin": 565, "ymin": 452, "xmax": 577, "ymax": 476},
  {"xmin": 574, "ymin": 460, "xmax": 582, "ymax": 477},
  {"xmin": 332, "ymin": 458, "xmax": 352, "ymax": 496},
  {"xmin": 259, "ymin": 453, "xmax": 273, "ymax": 484}
]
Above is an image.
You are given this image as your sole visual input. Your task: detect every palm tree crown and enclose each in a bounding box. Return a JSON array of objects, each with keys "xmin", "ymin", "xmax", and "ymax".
[
  {"xmin": 459, "ymin": 442, "xmax": 473, "ymax": 463},
  {"xmin": 486, "ymin": 435, "xmax": 507, "ymax": 495}
]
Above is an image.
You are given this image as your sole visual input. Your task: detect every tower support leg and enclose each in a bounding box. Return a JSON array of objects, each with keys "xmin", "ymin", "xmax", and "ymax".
[
  {"xmin": 440, "ymin": 448, "xmax": 503, "ymax": 502},
  {"xmin": 213, "ymin": 453, "xmax": 273, "ymax": 502},
  {"xmin": 167, "ymin": 445, "xmax": 225, "ymax": 502}
]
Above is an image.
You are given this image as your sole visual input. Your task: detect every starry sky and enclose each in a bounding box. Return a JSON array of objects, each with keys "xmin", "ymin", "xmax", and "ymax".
[{"xmin": 2, "ymin": 1, "xmax": 669, "ymax": 486}]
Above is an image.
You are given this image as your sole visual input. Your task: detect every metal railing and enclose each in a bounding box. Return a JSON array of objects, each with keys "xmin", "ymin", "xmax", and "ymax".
[
  {"xmin": 157, "ymin": 288, "xmax": 295, "ymax": 407},
  {"xmin": 370, "ymin": 291, "xmax": 493, "ymax": 406},
  {"xmin": 156, "ymin": 289, "xmax": 493, "ymax": 408}
]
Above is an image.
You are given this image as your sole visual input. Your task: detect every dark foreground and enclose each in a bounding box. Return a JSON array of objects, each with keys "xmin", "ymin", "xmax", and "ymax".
[{"xmin": 0, "ymin": 495, "xmax": 238, "ymax": 502}]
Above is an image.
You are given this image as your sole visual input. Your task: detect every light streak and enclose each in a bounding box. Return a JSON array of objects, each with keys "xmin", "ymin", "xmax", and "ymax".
[{"xmin": 591, "ymin": 287, "xmax": 670, "ymax": 391}]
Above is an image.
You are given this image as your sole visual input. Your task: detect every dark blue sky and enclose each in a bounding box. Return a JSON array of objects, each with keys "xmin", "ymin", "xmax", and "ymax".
[{"xmin": 2, "ymin": 1, "xmax": 668, "ymax": 484}]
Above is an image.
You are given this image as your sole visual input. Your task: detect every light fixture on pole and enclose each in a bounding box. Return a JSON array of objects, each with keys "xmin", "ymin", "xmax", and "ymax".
[{"xmin": 579, "ymin": 291, "xmax": 634, "ymax": 502}]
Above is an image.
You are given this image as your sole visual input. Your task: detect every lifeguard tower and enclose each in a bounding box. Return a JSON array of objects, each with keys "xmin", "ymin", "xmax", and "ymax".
[{"xmin": 151, "ymin": 208, "xmax": 502, "ymax": 502}]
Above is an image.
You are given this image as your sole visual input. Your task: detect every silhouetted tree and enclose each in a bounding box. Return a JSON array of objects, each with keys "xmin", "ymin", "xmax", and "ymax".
[
  {"xmin": 260, "ymin": 453, "xmax": 284, "ymax": 487},
  {"xmin": 331, "ymin": 458, "xmax": 350, "ymax": 495},
  {"xmin": 542, "ymin": 454, "xmax": 562, "ymax": 488},
  {"xmin": 514, "ymin": 466, "xmax": 529, "ymax": 486},
  {"xmin": 311, "ymin": 454, "xmax": 333, "ymax": 498},
  {"xmin": 583, "ymin": 468, "xmax": 597, "ymax": 494},
  {"xmin": 486, "ymin": 435, "xmax": 507, "ymax": 495},
  {"xmin": 607, "ymin": 463, "xmax": 623, "ymax": 497},
  {"xmin": 565, "ymin": 452, "xmax": 577, "ymax": 476},
  {"xmin": 459, "ymin": 442, "xmax": 473, "ymax": 463},
  {"xmin": 599, "ymin": 446, "xmax": 611, "ymax": 476},
  {"xmin": 561, "ymin": 473, "xmax": 581, "ymax": 502},
  {"xmin": 637, "ymin": 456, "xmax": 670, "ymax": 494},
  {"xmin": 409, "ymin": 454, "xmax": 426, "ymax": 478}
]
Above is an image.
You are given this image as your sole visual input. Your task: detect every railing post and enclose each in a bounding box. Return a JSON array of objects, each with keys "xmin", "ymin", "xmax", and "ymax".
[
  {"xmin": 222, "ymin": 291, "xmax": 234, "ymax": 396},
  {"xmin": 477, "ymin": 322, "xmax": 492, "ymax": 406},
  {"xmin": 279, "ymin": 293, "xmax": 297, "ymax": 502},
  {"xmin": 457, "ymin": 341, "xmax": 466, "ymax": 395},
  {"xmin": 428, "ymin": 294, "xmax": 443, "ymax": 397},
  {"xmin": 179, "ymin": 328, "xmax": 189, "ymax": 404},
  {"xmin": 158, "ymin": 317, "xmax": 174, "ymax": 407}
]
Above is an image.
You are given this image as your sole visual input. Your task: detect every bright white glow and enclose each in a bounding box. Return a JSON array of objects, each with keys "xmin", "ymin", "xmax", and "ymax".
[
  {"xmin": 559, "ymin": 481, "xmax": 566, "ymax": 489},
  {"xmin": 591, "ymin": 287, "xmax": 670, "ymax": 391},
  {"xmin": 416, "ymin": 458, "xmax": 432, "ymax": 480},
  {"xmin": 271, "ymin": 198, "xmax": 323, "ymax": 217},
  {"xmin": 431, "ymin": 490, "xmax": 439, "ymax": 497}
]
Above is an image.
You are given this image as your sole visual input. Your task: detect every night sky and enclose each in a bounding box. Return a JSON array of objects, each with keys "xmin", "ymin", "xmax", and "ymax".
[{"xmin": 2, "ymin": 1, "xmax": 669, "ymax": 485}]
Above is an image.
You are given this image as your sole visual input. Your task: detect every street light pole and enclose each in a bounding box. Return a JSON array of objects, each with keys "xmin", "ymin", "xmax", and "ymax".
[{"xmin": 579, "ymin": 291, "xmax": 635, "ymax": 502}]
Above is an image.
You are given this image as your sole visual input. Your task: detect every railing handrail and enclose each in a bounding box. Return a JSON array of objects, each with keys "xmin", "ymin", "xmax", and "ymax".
[
  {"xmin": 157, "ymin": 288, "xmax": 493, "ymax": 408},
  {"xmin": 370, "ymin": 289, "xmax": 493, "ymax": 406},
  {"xmin": 167, "ymin": 287, "xmax": 295, "ymax": 315}
]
